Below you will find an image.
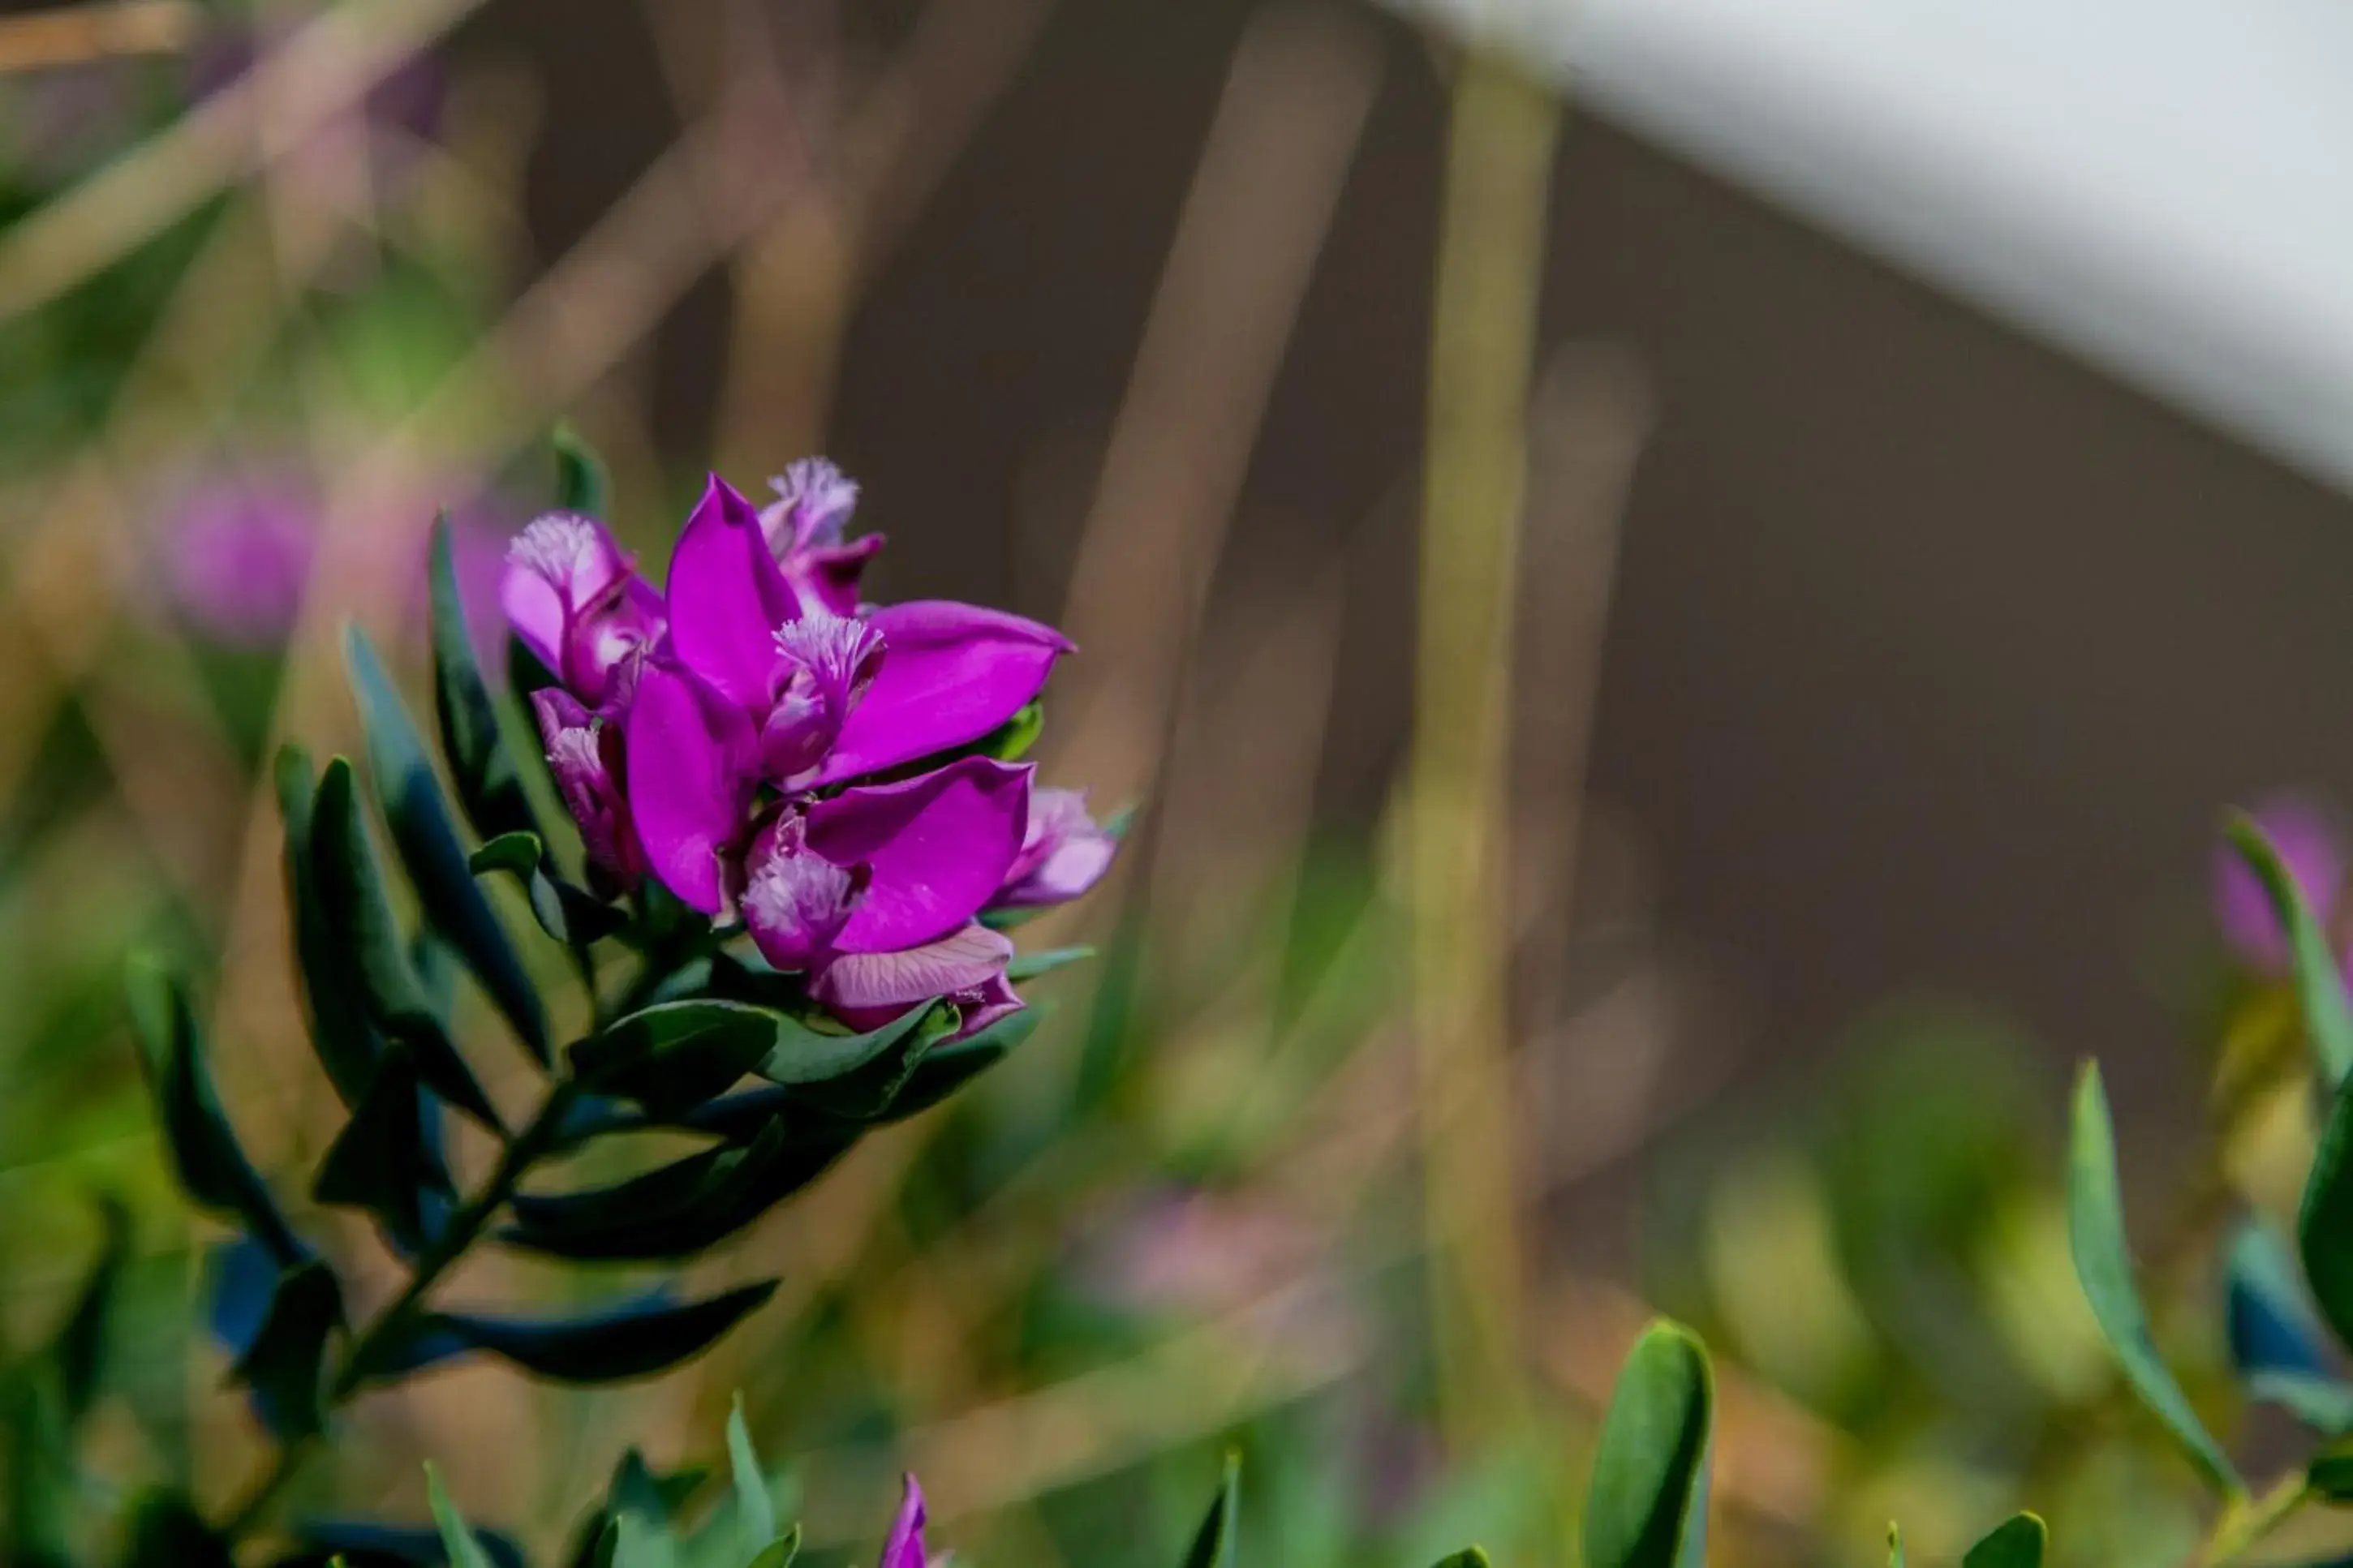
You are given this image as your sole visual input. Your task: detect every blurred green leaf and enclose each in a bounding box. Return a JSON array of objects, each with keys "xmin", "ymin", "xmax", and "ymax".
[
  {"xmin": 432, "ymin": 517, "xmax": 543, "ymax": 846},
  {"xmin": 1425, "ymin": 1554, "xmax": 1490, "ymax": 1568},
  {"xmin": 53, "ymin": 1194, "xmax": 127, "ymax": 1423},
  {"xmin": 2225, "ymin": 1219, "xmax": 2353, "ymax": 1430},
  {"xmin": 428, "ymin": 1463, "xmax": 503, "ymax": 1568},
  {"xmin": 384, "ymin": 1283, "xmax": 778, "ymax": 1384},
  {"xmin": 1960, "ymin": 1513, "xmax": 2047, "ymax": 1568},
  {"xmin": 347, "ymin": 627, "xmax": 549, "ymax": 1064},
  {"xmin": 503, "ymin": 1119, "xmax": 853, "ymax": 1262},
  {"xmin": 986, "ymin": 699, "xmax": 1044, "ymax": 762},
  {"xmin": 2309, "ymin": 1441, "xmax": 2353, "ymax": 1501},
  {"xmin": 310, "ymin": 759, "xmax": 501, "ymax": 1132},
  {"xmin": 880, "ymin": 1004, "xmax": 1043, "ymax": 1123},
  {"xmin": 127, "ymin": 956, "xmax": 304, "ymax": 1265},
  {"xmin": 1007, "ymin": 946, "xmax": 1094, "ymax": 982},
  {"xmin": 277, "ymin": 745, "xmax": 383, "ymax": 1109},
  {"xmin": 122, "ymin": 1486, "xmax": 234, "ymax": 1568},
  {"xmin": 285, "ymin": 1519, "xmax": 527, "ymax": 1568},
  {"xmin": 1584, "ymin": 1320, "xmax": 1713, "ymax": 1568},
  {"xmin": 1887, "ymin": 1523, "xmax": 1904, "ymax": 1568},
  {"xmin": 1181, "ymin": 1452, "xmax": 1241, "ymax": 1568},
  {"xmin": 5, "ymin": 1372, "xmax": 73, "ymax": 1568},
  {"xmin": 470, "ymin": 831, "xmax": 544, "ymax": 877},
  {"xmin": 2305, "ymin": 1069, "xmax": 2353, "ymax": 1366},
  {"xmin": 744, "ymin": 1531, "xmax": 800, "ymax": 1567},
  {"xmin": 314, "ymin": 1046, "xmax": 455, "ymax": 1255},
  {"xmin": 553, "ymin": 425, "xmax": 611, "ymax": 516},
  {"xmin": 2226, "ymin": 813, "xmax": 2353, "ymax": 1085},
  {"xmin": 228, "ymin": 1260, "xmax": 342, "ymax": 1441},
  {"xmin": 727, "ymin": 1394, "xmax": 777, "ymax": 1559},
  {"xmin": 2067, "ymin": 1062, "xmax": 2239, "ymax": 1493}
]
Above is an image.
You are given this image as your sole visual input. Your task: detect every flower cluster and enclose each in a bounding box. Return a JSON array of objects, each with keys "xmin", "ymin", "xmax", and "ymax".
[{"xmin": 501, "ymin": 460, "xmax": 1116, "ymax": 1034}]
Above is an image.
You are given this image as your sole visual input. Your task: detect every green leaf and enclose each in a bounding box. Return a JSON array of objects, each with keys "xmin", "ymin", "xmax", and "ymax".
[
  {"xmin": 502, "ymin": 1119, "xmax": 852, "ymax": 1262},
  {"xmin": 277, "ymin": 745, "xmax": 382, "ymax": 1108},
  {"xmin": 428, "ymin": 1463, "xmax": 502, "ymax": 1568},
  {"xmin": 1426, "ymin": 1553, "xmax": 1491, "ymax": 1568},
  {"xmin": 310, "ymin": 759, "xmax": 502, "ymax": 1131},
  {"xmin": 1583, "ymin": 1320, "xmax": 1714, "ymax": 1568},
  {"xmin": 2305, "ymin": 1067, "xmax": 2353, "ymax": 1372},
  {"xmin": 432, "ymin": 516, "xmax": 544, "ymax": 847},
  {"xmin": 757, "ymin": 1003, "xmax": 942, "ymax": 1088},
  {"xmin": 1006, "ymin": 946, "xmax": 1094, "ymax": 982},
  {"xmin": 52, "ymin": 1194, "xmax": 128, "ymax": 1423},
  {"xmin": 2067, "ymin": 1062, "xmax": 2239, "ymax": 1493},
  {"xmin": 314, "ymin": 1046, "xmax": 455, "ymax": 1254},
  {"xmin": 123, "ymin": 1487, "xmax": 234, "ymax": 1568},
  {"xmin": 986, "ymin": 699, "xmax": 1044, "ymax": 762},
  {"xmin": 2225, "ymin": 1218, "xmax": 2353, "ymax": 1428},
  {"xmin": 471, "ymin": 831, "xmax": 544, "ymax": 876},
  {"xmin": 879, "ymin": 1005, "xmax": 1043, "ymax": 1123},
  {"xmin": 573, "ymin": 1002, "xmax": 782, "ymax": 1117},
  {"xmin": 553, "ymin": 423, "xmax": 611, "ymax": 515},
  {"xmin": 728, "ymin": 1394, "xmax": 777, "ymax": 1559},
  {"xmin": 230, "ymin": 1259, "xmax": 342, "ymax": 1440},
  {"xmin": 5, "ymin": 1372, "xmax": 72, "ymax": 1568},
  {"xmin": 2310, "ymin": 1440, "xmax": 2353, "ymax": 1501},
  {"xmin": 387, "ymin": 1282, "xmax": 778, "ymax": 1384},
  {"xmin": 1960, "ymin": 1513, "xmax": 2047, "ymax": 1568},
  {"xmin": 1887, "ymin": 1523, "xmax": 1904, "ymax": 1568},
  {"xmin": 127, "ymin": 956, "xmax": 304, "ymax": 1264},
  {"xmin": 2226, "ymin": 812, "xmax": 2353, "ymax": 1085},
  {"xmin": 348, "ymin": 626, "xmax": 550, "ymax": 1064},
  {"xmin": 1181, "ymin": 1451, "xmax": 1240, "ymax": 1568},
  {"xmin": 745, "ymin": 1528, "xmax": 802, "ymax": 1566}
]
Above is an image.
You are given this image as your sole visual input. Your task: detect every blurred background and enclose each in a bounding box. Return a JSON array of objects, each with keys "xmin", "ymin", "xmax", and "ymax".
[{"xmin": 2, "ymin": 0, "xmax": 2350, "ymax": 1562}]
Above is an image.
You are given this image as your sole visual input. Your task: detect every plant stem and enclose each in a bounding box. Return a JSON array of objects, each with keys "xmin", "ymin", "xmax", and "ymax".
[
  {"xmin": 2196, "ymin": 1472, "xmax": 2312, "ymax": 1568},
  {"xmin": 1408, "ymin": 46, "xmax": 1559, "ymax": 1454},
  {"xmin": 220, "ymin": 1079, "xmax": 579, "ymax": 1540}
]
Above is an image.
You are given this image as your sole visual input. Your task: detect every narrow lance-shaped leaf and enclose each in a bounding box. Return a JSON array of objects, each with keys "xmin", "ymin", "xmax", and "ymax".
[
  {"xmin": 127, "ymin": 956, "xmax": 305, "ymax": 1265},
  {"xmin": 1426, "ymin": 1554, "xmax": 1490, "ymax": 1568},
  {"xmin": 277, "ymin": 744, "xmax": 381, "ymax": 1106},
  {"xmin": 501, "ymin": 1119, "xmax": 854, "ymax": 1263},
  {"xmin": 227, "ymin": 1260, "xmax": 342, "ymax": 1441},
  {"xmin": 729, "ymin": 1394, "xmax": 779, "ymax": 1560},
  {"xmin": 314, "ymin": 1046, "xmax": 456, "ymax": 1257},
  {"xmin": 309, "ymin": 760, "xmax": 501, "ymax": 1132},
  {"xmin": 1584, "ymin": 1320, "xmax": 1714, "ymax": 1568},
  {"xmin": 1960, "ymin": 1514, "xmax": 2047, "ymax": 1568},
  {"xmin": 432, "ymin": 515, "xmax": 543, "ymax": 846},
  {"xmin": 347, "ymin": 626, "xmax": 549, "ymax": 1063},
  {"xmin": 2067, "ymin": 1061, "xmax": 2240, "ymax": 1493},
  {"xmin": 571, "ymin": 1002, "xmax": 783, "ymax": 1118},
  {"xmin": 52, "ymin": 1194, "xmax": 128, "ymax": 1423},
  {"xmin": 1887, "ymin": 1524, "xmax": 1904, "ymax": 1568},
  {"xmin": 428, "ymin": 1463, "xmax": 505, "ymax": 1568},
  {"xmin": 1181, "ymin": 1452, "xmax": 1241, "ymax": 1568},
  {"xmin": 2226, "ymin": 813, "xmax": 2353, "ymax": 1086},
  {"xmin": 2225, "ymin": 1218, "xmax": 2353, "ymax": 1431},
  {"xmin": 879, "ymin": 1006, "xmax": 1043, "ymax": 1124},
  {"xmin": 367, "ymin": 1282, "xmax": 778, "ymax": 1385},
  {"xmin": 2301, "ymin": 1061, "xmax": 2353, "ymax": 1362}
]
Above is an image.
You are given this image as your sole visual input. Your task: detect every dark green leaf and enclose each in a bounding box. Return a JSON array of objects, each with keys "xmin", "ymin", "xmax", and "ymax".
[
  {"xmin": 127, "ymin": 956, "xmax": 304, "ymax": 1265},
  {"xmin": 728, "ymin": 1394, "xmax": 776, "ymax": 1557},
  {"xmin": 553, "ymin": 423, "xmax": 610, "ymax": 515},
  {"xmin": 2226, "ymin": 1218, "xmax": 2353, "ymax": 1429},
  {"xmin": 5, "ymin": 1373, "xmax": 72, "ymax": 1568},
  {"xmin": 2227, "ymin": 813, "xmax": 2353, "ymax": 1086},
  {"xmin": 503, "ymin": 1119, "xmax": 850, "ymax": 1262},
  {"xmin": 2067, "ymin": 1062, "xmax": 2239, "ymax": 1493},
  {"xmin": 348, "ymin": 626, "xmax": 549, "ymax": 1064},
  {"xmin": 572, "ymin": 1002, "xmax": 781, "ymax": 1117},
  {"xmin": 1006, "ymin": 946, "xmax": 1093, "ymax": 982},
  {"xmin": 310, "ymin": 759, "xmax": 501, "ymax": 1131},
  {"xmin": 315, "ymin": 1047, "xmax": 455, "ymax": 1255},
  {"xmin": 384, "ymin": 1283, "xmax": 778, "ymax": 1384},
  {"xmin": 1960, "ymin": 1513, "xmax": 2046, "ymax": 1568},
  {"xmin": 428, "ymin": 1464, "xmax": 502, "ymax": 1568},
  {"xmin": 877, "ymin": 1006, "xmax": 1043, "ymax": 1123},
  {"xmin": 230, "ymin": 1260, "xmax": 342, "ymax": 1441},
  {"xmin": 277, "ymin": 745, "xmax": 382, "ymax": 1108},
  {"xmin": 470, "ymin": 831, "xmax": 543, "ymax": 876},
  {"xmin": 285, "ymin": 1519, "xmax": 527, "ymax": 1568},
  {"xmin": 1426, "ymin": 1554, "xmax": 1490, "ymax": 1568},
  {"xmin": 123, "ymin": 1487, "xmax": 234, "ymax": 1568},
  {"xmin": 52, "ymin": 1194, "xmax": 128, "ymax": 1423},
  {"xmin": 2312, "ymin": 1441, "xmax": 2353, "ymax": 1502},
  {"xmin": 1584, "ymin": 1320, "xmax": 1714, "ymax": 1568},
  {"xmin": 1180, "ymin": 1453, "xmax": 1240, "ymax": 1568},
  {"xmin": 2308, "ymin": 1068, "xmax": 2353, "ymax": 1376},
  {"xmin": 758, "ymin": 1004, "xmax": 940, "ymax": 1088},
  {"xmin": 432, "ymin": 516, "xmax": 544, "ymax": 849}
]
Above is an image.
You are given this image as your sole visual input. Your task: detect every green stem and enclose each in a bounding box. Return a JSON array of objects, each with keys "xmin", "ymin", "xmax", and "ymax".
[
  {"xmin": 220, "ymin": 1080, "xmax": 579, "ymax": 1540},
  {"xmin": 2196, "ymin": 1472, "xmax": 2311, "ymax": 1568}
]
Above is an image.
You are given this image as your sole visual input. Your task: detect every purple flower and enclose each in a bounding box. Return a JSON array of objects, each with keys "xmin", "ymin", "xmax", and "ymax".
[
  {"xmin": 762, "ymin": 458, "xmax": 884, "ymax": 616},
  {"xmin": 993, "ymin": 788, "xmax": 1118, "ymax": 909},
  {"xmin": 815, "ymin": 923, "xmax": 1023, "ymax": 1039},
  {"xmin": 763, "ymin": 609, "xmax": 886, "ymax": 782},
  {"xmin": 879, "ymin": 1474, "xmax": 936, "ymax": 1568},
  {"xmin": 532, "ymin": 690, "xmax": 643, "ymax": 891},
  {"xmin": 2216, "ymin": 794, "xmax": 2347, "ymax": 972},
  {"xmin": 625, "ymin": 660, "xmax": 759, "ymax": 915},
  {"xmin": 501, "ymin": 513, "xmax": 665, "ymax": 710}
]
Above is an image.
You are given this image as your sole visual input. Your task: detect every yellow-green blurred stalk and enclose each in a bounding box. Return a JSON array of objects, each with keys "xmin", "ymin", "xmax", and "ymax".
[{"xmin": 1409, "ymin": 48, "xmax": 1559, "ymax": 1452}]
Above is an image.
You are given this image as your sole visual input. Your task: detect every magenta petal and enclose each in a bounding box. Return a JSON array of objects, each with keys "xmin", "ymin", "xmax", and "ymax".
[
  {"xmin": 816, "ymin": 601, "xmax": 1070, "ymax": 782},
  {"xmin": 665, "ymin": 475, "xmax": 799, "ymax": 710},
  {"xmin": 877, "ymin": 1473, "xmax": 929, "ymax": 1568},
  {"xmin": 625, "ymin": 661, "xmax": 756, "ymax": 913},
  {"xmin": 2217, "ymin": 795, "xmax": 2347, "ymax": 971},
  {"xmin": 806, "ymin": 757, "xmax": 1030, "ymax": 952},
  {"xmin": 815, "ymin": 924, "xmax": 1015, "ymax": 1017}
]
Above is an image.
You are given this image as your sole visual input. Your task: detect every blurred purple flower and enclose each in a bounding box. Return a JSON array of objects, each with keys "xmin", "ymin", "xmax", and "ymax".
[
  {"xmin": 992, "ymin": 787, "xmax": 1118, "ymax": 909},
  {"xmin": 161, "ymin": 475, "xmax": 316, "ymax": 647},
  {"xmin": 2214, "ymin": 794, "xmax": 2347, "ymax": 972}
]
